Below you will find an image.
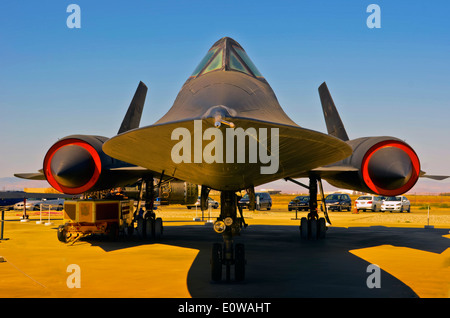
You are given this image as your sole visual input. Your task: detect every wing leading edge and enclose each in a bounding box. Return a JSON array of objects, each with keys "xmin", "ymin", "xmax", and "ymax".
[{"xmin": 103, "ymin": 117, "xmax": 353, "ymax": 191}]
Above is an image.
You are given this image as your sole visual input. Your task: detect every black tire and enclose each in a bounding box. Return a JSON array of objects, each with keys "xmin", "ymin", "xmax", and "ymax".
[
  {"xmin": 310, "ymin": 219, "xmax": 318, "ymax": 240},
  {"xmin": 146, "ymin": 218, "xmax": 154, "ymax": 239},
  {"xmin": 154, "ymin": 217, "xmax": 163, "ymax": 239},
  {"xmin": 57, "ymin": 225, "xmax": 67, "ymax": 243},
  {"xmin": 137, "ymin": 218, "xmax": 146, "ymax": 239},
  {"xmin": 318, "ymin": 217, "xmax": 326, "ymax": 239},
  {"xmin": 300, "ymin": 217, "xmax": 308, "ymax": 240},
  {"xmin": 235, "ymin": 243, "xmax": 245, "ymax": 282},
  {"xmin": 211, "ymin": 243, "xmax": 222, "ymax": 282},
  {"xmin": 126, "ymin": 224, "xmax": 134, "ymax": 237}
]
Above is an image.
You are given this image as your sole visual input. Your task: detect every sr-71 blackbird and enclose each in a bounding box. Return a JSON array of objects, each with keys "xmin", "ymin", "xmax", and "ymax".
[{"xmin": 16, "ymin": 37, "xmax": 447, "ymax": 282}]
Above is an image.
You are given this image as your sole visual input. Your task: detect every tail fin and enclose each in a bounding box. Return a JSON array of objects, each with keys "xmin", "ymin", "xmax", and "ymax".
[
  {"xmin": 318, "ymin": 82, "xmax": 349, "ymax": 141},
  {"xmin": 118, "ymin": 81, "xmax": 148, "ymax": 134}
]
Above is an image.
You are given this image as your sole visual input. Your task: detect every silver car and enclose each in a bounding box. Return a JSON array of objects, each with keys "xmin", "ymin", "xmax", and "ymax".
[
  {"xmin": 381, "ymin": 196, "xmax": 411, "ymax": 212},
  {"xmin": 186, "ymin": 196, "xmax": 219, "ymax": 209},
  {"xmin": 355, "ymin": 195, "xmax": 383, "ymax": 212}
]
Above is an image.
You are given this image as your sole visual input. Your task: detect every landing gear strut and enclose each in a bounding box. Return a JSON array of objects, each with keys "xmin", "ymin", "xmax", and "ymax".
[
  {"xmin": 210, "ymin": 190, "xmax": 247, "ymax": 282},
  {"xmin": 286, "ymin": 176, "xmax": 329, "ymax": 240}
]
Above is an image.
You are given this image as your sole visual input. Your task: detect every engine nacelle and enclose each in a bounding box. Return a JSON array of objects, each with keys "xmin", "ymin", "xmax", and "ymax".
[
  {"xmin": 43, "ymin": 135, "xmax": 141, "ymax": 195},
  {"xmin": 324, "ymin": 136, "xmax": 420, "ymax": 196},
  {"xmin": 158, "ymin": 181, "xmax": 198, "ymax": 205}
]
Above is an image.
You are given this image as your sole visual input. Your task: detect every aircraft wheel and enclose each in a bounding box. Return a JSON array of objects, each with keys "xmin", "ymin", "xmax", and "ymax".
[
  {"xmin": 310, "ymin": 219, "xmax": 318, "ymax": 240},
  {"xmin": 300, "ymin": 217, "xmax": 308, "ymax": 240},
  {"xmin": 318, "ymin": 217, "xmax": 327, "ymax": 239},
  {"xmin": 137, "ymin": 218, "xmax": 146, "ymax": 239},
  {"xmin": 154, "ymin": 217, "xmax": 163, "ymax": 239},
  {"xmin": 146, "ymin": 218, "xmax": 155, "ymax": 239},
  {"xmin": 125, "ymin": 224, "xmax": 134, "ymax": 237},
  {"xmin": 211, "ymin": 243, "xmax": 222, "ymax": 282},
  {"xmin": 235, "ymin": 243, "xmax": 246, "ymax": 282}
]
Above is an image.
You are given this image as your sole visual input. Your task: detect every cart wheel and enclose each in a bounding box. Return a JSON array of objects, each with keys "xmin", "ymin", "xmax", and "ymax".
[{"xmin": 57, "ymin": 225, "xmax": 67, "ymax": 243}]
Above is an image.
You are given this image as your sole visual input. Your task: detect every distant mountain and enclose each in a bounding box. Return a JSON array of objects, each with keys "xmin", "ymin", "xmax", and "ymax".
[{"xmin": 0, "ymin": 177, "xmax": 50, "ymax": 191}]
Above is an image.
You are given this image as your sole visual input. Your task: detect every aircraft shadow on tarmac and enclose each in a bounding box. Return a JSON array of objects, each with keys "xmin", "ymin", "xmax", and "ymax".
[{"xmin": 82, "ymin": 224, "xmax": 449, "ymax": 298}]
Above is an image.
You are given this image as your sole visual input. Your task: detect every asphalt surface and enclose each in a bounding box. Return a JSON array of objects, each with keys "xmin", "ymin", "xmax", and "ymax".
[{"xmin": 1, "ymin": 211, "xmax": 449, "ymax": 298}]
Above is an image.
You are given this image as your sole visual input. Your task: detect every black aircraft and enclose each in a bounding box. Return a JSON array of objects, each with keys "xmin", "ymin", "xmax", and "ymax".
[{"xmin": 17, "ymin": 37, "xmax": 448, "ymax": 282}]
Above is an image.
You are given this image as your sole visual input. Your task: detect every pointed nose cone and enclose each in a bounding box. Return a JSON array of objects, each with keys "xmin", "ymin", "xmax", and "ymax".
[
  {"xmin": 367, "ymin": 147, "xmax": 413, "ymax": 190},
  {"xmin": 50, "ymin": 145, "xmax": 96, "ymax": 188}
]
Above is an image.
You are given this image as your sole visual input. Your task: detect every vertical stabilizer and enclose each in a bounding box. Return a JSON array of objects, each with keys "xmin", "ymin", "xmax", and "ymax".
[
  {"xmin": 118, "ymin": 81, "xmax": 148, "ymax": 134},
  {"xmin": 318, "ymin": 82, "xmax": 349, "ymax": 141}
]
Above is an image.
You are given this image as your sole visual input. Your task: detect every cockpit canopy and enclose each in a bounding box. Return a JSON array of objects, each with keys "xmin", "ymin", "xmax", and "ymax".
[{"xmin": 188, "ymin": 37, "xmax": 265, "ymax": 82}]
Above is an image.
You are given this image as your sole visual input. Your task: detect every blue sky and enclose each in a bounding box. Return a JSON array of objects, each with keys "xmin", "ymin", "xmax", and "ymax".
[{"xmin": 0, "ymin": 1, "xmax": 449, "ymax": 192}]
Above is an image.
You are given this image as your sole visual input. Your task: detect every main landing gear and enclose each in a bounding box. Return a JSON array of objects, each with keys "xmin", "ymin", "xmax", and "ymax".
[
  {"xmin": 210, "ymin": 190, "xmax": 247, "ymax": 282},
  {"xmin": 135, "ymin": 176, "xmax": 163, "ymax": 240},
  {"xmin": 286, "ymin": 175, "xmax": 330, "ymax": 240}
]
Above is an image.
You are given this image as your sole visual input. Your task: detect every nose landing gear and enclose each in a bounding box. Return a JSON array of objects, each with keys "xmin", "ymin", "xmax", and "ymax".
[{"xmin": 210, "ymin": 190, "xmax": 247, "ymax": 282}]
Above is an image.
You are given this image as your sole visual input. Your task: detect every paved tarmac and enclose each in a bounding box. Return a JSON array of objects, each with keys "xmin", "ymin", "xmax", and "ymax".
[
  {"xmin": 164, "ymin": 223, "xmax": 449, "ymax": 297},
  {"xmin": 0, "ymin": 210, "xmax": 449, "ymax": 298}
]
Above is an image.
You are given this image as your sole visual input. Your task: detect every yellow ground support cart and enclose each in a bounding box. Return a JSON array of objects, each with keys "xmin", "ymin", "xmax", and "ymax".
[{"xmin": 57, "ymin": 200, "xmax": 134, "ymax": 243}]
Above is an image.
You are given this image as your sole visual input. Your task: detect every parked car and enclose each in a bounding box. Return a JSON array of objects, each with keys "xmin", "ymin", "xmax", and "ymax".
[
  {"xmin": 186, "ymin": 196, "xmax": 219, "ymax": 209},
  {"xmin": 288, "ymin": 195, "xmax": 310, "ymax": 211},
  {"xmin": 239, "ymin": 192, "xmax": 272, "ymax": 210},
  {"xmin": 381, "ymin": 196, "xmax": 410, "ymax": 212},
  {"xmin": 14, "ymin": 199, "xmax": 41, "ymax": 211},
  {"xmin": 325, "ymin": 193, "xmax": 352, "ymax": 211},
  {"xmin": 355, "ymin": 195, "xmax": 383, "ymax": 212}
]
